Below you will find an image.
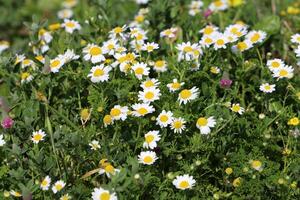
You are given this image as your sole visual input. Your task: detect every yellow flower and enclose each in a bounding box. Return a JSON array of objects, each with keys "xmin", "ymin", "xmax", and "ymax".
[
  {"xmin": 80, "ymin": 108, "xmax": 90, "ymax": 121},
  {"xmin": 49, "ymin": 23, "xmax": 61, "ymax": 31},
  {"xmin": 225, "ymin": 167, "xmax": 233, "ymax": 175},
  {"xmin": 288, "ymin": 117, "xmax": 299, "ymax": 126},
  {"xmin": 251, "ymin": 160, "xmax": 263, "ymax": 171},
  {"xmin": 229, "ymin": 0, "xmax": 244, "ymax": 7},
  {"xmin": 233, "ymin": 177, "xmax": 242, "ymax": 187},
  {"xmin": 287, "ymin": 6, "xmax": 300, "ymax": 15}
]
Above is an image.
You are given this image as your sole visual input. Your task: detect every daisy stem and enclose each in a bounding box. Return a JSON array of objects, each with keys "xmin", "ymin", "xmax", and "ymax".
[{"xmin": 45, "ymin": 104, "xmax": 62, "ymax": 177}]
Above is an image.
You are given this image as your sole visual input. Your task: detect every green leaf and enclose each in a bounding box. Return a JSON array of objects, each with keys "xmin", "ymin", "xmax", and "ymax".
[{"xmin": 253, "ymin": 15, "xmax": 280, "ymax": 35}]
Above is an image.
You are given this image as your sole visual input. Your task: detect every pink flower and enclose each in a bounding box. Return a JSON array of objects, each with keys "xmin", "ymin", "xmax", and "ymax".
[
  {"xmin": 1, "ymin": 117, "xmax": 14, "ymax": 129},
  {"xmin": 203, "ymin": 9, "xmax": 213, "ymax": 18},
  {"xmin": 220, "ymin": 79, "xmax": 232, "ymax": 88}
]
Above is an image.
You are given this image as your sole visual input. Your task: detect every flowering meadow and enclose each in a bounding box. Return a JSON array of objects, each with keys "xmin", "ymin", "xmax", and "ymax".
[{"xmin": 0, "ymin": 0, "xmax": 300, "ymax": 199}]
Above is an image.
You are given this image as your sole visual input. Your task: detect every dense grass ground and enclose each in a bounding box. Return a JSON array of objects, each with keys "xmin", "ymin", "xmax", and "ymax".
[{"xmin": 0, "ymin": 0, "xmax": 300, "ymax": 199}]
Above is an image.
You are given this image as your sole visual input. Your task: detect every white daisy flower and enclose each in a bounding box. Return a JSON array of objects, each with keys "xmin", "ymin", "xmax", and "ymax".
[
  {"xmin": 235, "ymin": 40, "xmax": 253, "ymax": 52},
  {"xmin": 142, "ymin": 42, "xmax": 159, "ymax": 52},
  {"xmin": 38, "ymin": 29, "xmax": 53, "ymax": 43},
  {"xmin": 224, "ymin": 24, "xmax": 248, "ymax": 39},
  {"xmin": 176, "ymin": 42, "xmax": 201, "ymax": 61},
  {"xmin": 156, "ymin": 110, "xmax": 173, "ymax": 128},
  {"xmin": 99, "ymin": 164, "xmax": 120, "ymax": 178},
  {"xmin": 52, "ymin": 180, "xmax": 66, "ymax": 194},
  {"xmin": 272, "ymin": 65, "xmax": 294, "ymax": 79},
  {"xmin": 200, "ymin": 35, "xmax": 214, "ymax": 48},
  {"xmin": 40, "ymin": 176, "xmax": 51, "ymax": 191},
  {"xmin": 62, "ymin": 49, "xmax": 80, "ymax": 63},
  {"xmin": 167, "ymin": 79, "xmax": 184, "ymax": 92},
  {"xmin": 138, "ymin": 151, "xmax": 158, "ymax": 165},
  {"xmin": 21, "ymin": 58, "xmax": 35, "ymax": 69},
  {"xmin": 152, "ymin": 60, "xmax": 168, "ymax": 72},
  {"xmin": 172, "ymin": 174, "xmax": 196, "ymax": 190},
  {"xmin": 196, "ymin": 116, "xmax": 216, "ymax": 134},
  {"xmin": 178, "ymin": 87, "xmax": 199, "ymax": 105},
  {"xmin": 131, "ymin": 62, "xmax": 150, "ymax": 80},
  {"xmin": 83, "ymin": 44, "xmax": 106, "ymax": 64},
  {"xmin": 140, "ymin": 78, "xmax": 160, "ymax": 90},
  {"xmin": 89, "ymin": 140, "xmax": 101, "ymax": 150},
  {"xmin": 245, "ymin": 30, "xmax": 267, "ymax": 44},
  {"xmin": 10, "ymin": 190, "xmax": 22, "ymax": 197},
  {"xmin": 0, "ymin": 41, "xmax": 9, "ymax": 54},
  {"xmin": 50, "ymin": 56, "xmax": 65, "ymax": 73},
  {"xmin": 131, "ymin": 103, "xmax": 155, "ymax": 117},
  {"xmin": 199, "ymin": 25, "xmax": 218, "ymax": 36},
  {"xmin": 267, "ymin": 58, "xmax": 285, "ymax": 72},
  {"xmin": 103, "ymin": 39, "xmax": 119, "ymax": 56},
  {"xmin": 0, "ymin": 135, "xmax": 5, "ymax": 146},
  {"xmin": 91, "ymin": 187, "xmax": 117, "ymax": 200},
  {"xmin": 231, "ymin": 103, "xmax": 245, "ymax": 115},
  {"xmin": 138, "ymin": 88, "xmax": 161, "ymax": 103},
  {"xmin": 31, "ymin": 129, "xmax": 46, "ymax": 144},
  {"xmin": 143, "ymin": 130, "xmax": 161, "ymax": 149},
  {"xmin": 160, "ymin": 27, "xmax": 178, "ymax": 38},
  {"xmin": 209, "ymin": 0, "xmax": 229, "ymax": 11},
  {"xmin": 171, "ymin": 117, "xmax": 186, "ymax": 133},
  {"xmin": 87, "ymin": 65, "xmax": 112, "ymax": 83},
  {"xmin": 15, "ymin": 54, "xmax": 25, "ymax": 65},
  {"xmin": 62, "ymin": 19, "xmax": 81, "ymax": 33},
  {"xmin": 57, "ymin": 9, "xmax": 73, "ymax": 19},
  {"xmin": 259, "ymin": 83, "xmax": 276, "ymax": 93},
  {"xmin": 21, "ymin": 72, "xmax": 34, "ymax": 84},
  {"xmin": 109, "ymin": 25, "xmax": 127, "ymax": 40},
  {"xmin": 109, "ymin": 105, "xmax": 129, "ymax": 121},
  {"xmin": 213, "ymin": 33, "xmax": 228, "ymax": 50},
  {"xmin": 291, "ymin": 33, "xmax": 300, "ymax": 44}
]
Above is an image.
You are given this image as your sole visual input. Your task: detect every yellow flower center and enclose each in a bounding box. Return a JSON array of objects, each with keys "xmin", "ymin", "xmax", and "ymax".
[
  {"xmin": 21, "ymin": 72, "xmax": 30, "ymax": 80},
  {"xmin": 145, "ymin": 91, "xmax": 154, "ymax": 100},
  {"xmin": 103, "ymin": 115, "xmax": 112, "ymax": 124},
  {"xmin": 250, "ymin": 33, "xmax": 260, "ymax": 43},
  {"xmin": 179, "ymin": 89, "xmax": 192, "ymax": 99},
  {"xmin": 23, "ymin": 59, "xmax": 31, "ymax": 65},
  {"xmin": 145, "ymin": 135, "xmax": 155, "ymax": 143},
  {"xmin": 160, "ymin": 115, "xmax": 168, "ymax": 122},
  {"xmin": 104, "ymin": 164, "xmax": 115, "ymax": 173},
  {"xmin": 204, "ymin": 37, "xmax": 213, "ymax": 44},
  {"xmin": 143, "ymin": 156, "xmax": 153, "ymax": 163},
  {"xmin": 173, "ymin": 121, "xmax": 182, "ymax": 129},
  {"xmin": 90, "ymin": 46, "xmax": 102, "ymax": 56},
  {"xmin": 50, "ymin": 60, "xmax": 60, "ymax": 68},
  {"xmin": 147, "ymin": 46, "xmax": 154, "ymax": 51},
  {"xmin": 197, "ymin": 117, "xmax": 208, "ymax": 126},
  {"xmin": 171, "ymin": 82, "xmax": 181, "ymax": 89},
  {"xmin": 55, "ymin": 184, "xmax": 63, "ymax": 191},
  {"xmin": 107, "ymin": 44, "xmax": 114, "ymax": 50},
  {"xmin": 179, "ymin": 181, "xmax": 190, "ymax": 189},
  {"xmin": 136, "ymin": 33, "xmax": 143, "ymax": 40},
  {"xmin": 93, "ymin": 69, "xmax": 104, "ymax": 77},
  {"xmin": 99, "ymin": 192, "xmax": 111, "ymax": 200},
  {"xmin": 237, "ymin": 42, "xmax": 247, "ymax": 51},
  {"xmin": 41, "ymin": 180, "xmax": 48, "ymax": 187},
  {"xmin": 216, "ymin": 39, "xmax": 225, "ymax": 46},
  {"xmin": 137, "ymin": 108, "xmax": 148, "ymax": 115},
  {"xmin": 183, "ymin": 46, "xmax": 193, "ymax": 53},
  {"xmin": 271, "ymin": 61, "xmax": 280, "ymax": 68},
  {"xmin": 144, "ymin": 81, "xmax": 154, "ymax": 88},
  {"xmin": 135, "ymin": 67, "xmax": 144, "ymax": 75},
  {"xmin": 165, "ymin": 30, "xmax": 172, "ymax": 35},
  {"xmin": 203, "ymin": 27, "xmax": 213, "ymax": 35},
  {"xmin": 33, "ymin": 134, "xmax": 42, "ymax": 141},
  {"xmin": 214, "ymin": 0, "xmax": 224, "ymax": 7},
  {"xmin": 135, "ymin": 15, "xmax": 145, "ymax": 23},
  {"xmin": 114, "ymin": 27, "xmax": 123, "ymax": 33},
  {"xmin": 264, "ymin": 85, "xmax": 271, "ymax": 90},
  {"xmin": 251, "ymin": 160, "xmax": 262, "ymax": 169},
  {"xmin": 232, "ymin": 105, "xmax": 240, "ymax": 112},
  {"xmin": 279, "ymin": 69, "xmax": 288, "ymax": 77},
  {"xmin": 65, "ymin": 22, "xmax": 75, "ymax": 28},
  {"xmin": 110, "ymin": 108, "xmax": 121, "ymax": 117}
]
